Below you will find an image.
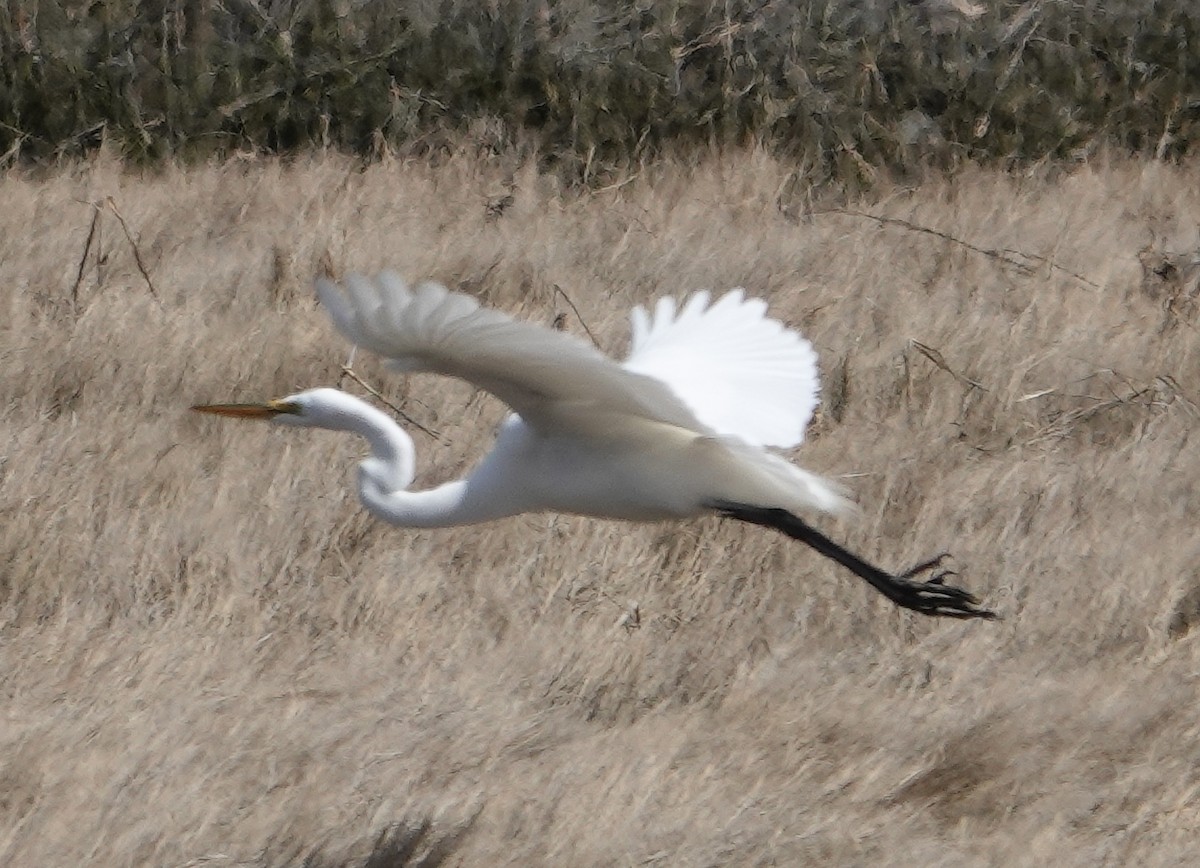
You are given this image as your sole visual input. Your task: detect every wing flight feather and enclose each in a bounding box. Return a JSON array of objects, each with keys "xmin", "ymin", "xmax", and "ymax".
[
  {"xmin": 315, "ymin": 273, "xmax": 707, "ymax": 436},
  {"xmin": 624, "ymin": 289, "xmax": 820, "ymax": 448}
]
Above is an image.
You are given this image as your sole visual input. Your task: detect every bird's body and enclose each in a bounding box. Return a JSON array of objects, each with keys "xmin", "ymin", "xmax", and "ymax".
[
  {"xmin": 441, "ymin": 414, "xmax": 700, "ymax": 523},
  {"xmin": 368, "ymin": 413, "xmax": 825, "ymax": 526},
  {"xmin": 195, "ymin": 273, "xmax": 994, "ymax": 619}
]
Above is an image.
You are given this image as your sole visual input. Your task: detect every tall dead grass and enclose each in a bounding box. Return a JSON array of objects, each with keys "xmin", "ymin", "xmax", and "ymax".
[{"xmin": 2, "ymin": 148, "xmax": 1200, "ymax": 864}]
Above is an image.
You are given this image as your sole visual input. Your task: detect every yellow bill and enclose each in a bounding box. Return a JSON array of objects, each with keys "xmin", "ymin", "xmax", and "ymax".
[{"xmin": 191, "ymin": 399, "xmax": 298, "ymax": 419}]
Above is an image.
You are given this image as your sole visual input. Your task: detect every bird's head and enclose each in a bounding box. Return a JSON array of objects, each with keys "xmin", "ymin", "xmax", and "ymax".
[
  {"xmin": 191, "ymin": 387, "xmax": 360, "ymax": 429},
  {"xmin": 193, "ymin": 387, "xmax": 415, "ymax": 492}
]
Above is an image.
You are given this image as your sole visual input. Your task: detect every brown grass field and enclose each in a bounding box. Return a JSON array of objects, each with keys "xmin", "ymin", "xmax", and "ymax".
[{"xmin": 3, "ymin": 149, "xmax": 1200, "ymax": 865}]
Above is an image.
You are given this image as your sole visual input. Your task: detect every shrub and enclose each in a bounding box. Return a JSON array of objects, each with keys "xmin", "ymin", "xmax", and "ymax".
[{"xmin": 2, "ymin": 0, "xmax": 1197, "ymax": 182}]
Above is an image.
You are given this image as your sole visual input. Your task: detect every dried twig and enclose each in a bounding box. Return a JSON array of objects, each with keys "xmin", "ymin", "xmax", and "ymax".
[
  {"xmin": 591, "ymin": 172, "xmax": 642, "ymax": 195},
  {"xmin": 70, "ymin": 207, "xmax": 101, "ymax": 312},
  {"xmin": 104, "ymin": 197, "xmax": 160, "ymax": 301},
  {"xmin": 823, "ymin": 209, "xmax": 1100, "ymax": 290},
  {"xmin": 999, "ymin": 246, "xmax": 1101, "ymax": 289},
  {"xmin": 1015, "ymin": 368, "xmax": 1184, "ymax": 447},
  {"xmin": 339, "ymin": 365, "xmax": 444, "ymax": 442},
  {"xmin": 909, "ymin": 340, "xmax": 988, "ymax": 391},
  {"xmin": 0, "ymin": 132, "xmax": 25, "ymax": 168},
  {"xmin": 552, "ymin": 285, "xmax": 600, "ymax": 348},
  {"xmin": 1022, "ymin": 396, "xmax": 1135, "ymax": 447},
  {"xmin": 456, "ymin": 258, "xmax": 503, "ymax": 297},
  {"xmin": 1157, "ymin": 374, "xmax": 1200, "ymax": 418}
]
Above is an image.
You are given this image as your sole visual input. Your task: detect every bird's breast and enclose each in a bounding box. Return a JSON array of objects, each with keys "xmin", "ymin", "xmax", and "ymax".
[{"xmin": 506, "ymin": 419, "xmax": 711, "ymax": 522}]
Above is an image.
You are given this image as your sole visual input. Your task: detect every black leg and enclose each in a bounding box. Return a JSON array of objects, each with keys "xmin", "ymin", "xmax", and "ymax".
[{"xmin": 709, "ymin": 502, "xmax": 997, "ymax": 620}]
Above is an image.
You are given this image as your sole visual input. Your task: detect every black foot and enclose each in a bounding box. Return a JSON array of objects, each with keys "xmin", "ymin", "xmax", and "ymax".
[
  {"xmin": 709, "ymin": 502, "xmax": 999, "ymax": 621},
  {"xmin": 878, "ymin": 568, "xmax": 997, "ymax": 619},
  {"xmin": 889, "ymin": 553, "xmax": 996, "ymax": 619}
]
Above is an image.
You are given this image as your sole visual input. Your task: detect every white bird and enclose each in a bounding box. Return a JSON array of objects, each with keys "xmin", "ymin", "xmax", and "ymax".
[{"xmin": 194, "ymin": 273, "xmax": 994, "ymax": 619}]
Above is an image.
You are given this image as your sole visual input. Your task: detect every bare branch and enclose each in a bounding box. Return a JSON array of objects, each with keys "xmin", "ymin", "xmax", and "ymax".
[
  {"xmin": 824, "ymin": 209, "xmax": 1101, "ymax": 290},
  {"xmin": 909, "ymin": 340, "xmax": 988, "ymax": 391},
  {"xmin": 339, "ymin": 366, "xmax": 445, "ymax": 442},
  {"xmin": 552, "ymin": 285, "xmax": 600, "ymax": 349},
  {"xmin": 70, "ymin": 207, "xmax": 101, "ymax": 313},
  {"xmin": 105, "ymin": 197, "xmax": 160, "ymax": 302}
]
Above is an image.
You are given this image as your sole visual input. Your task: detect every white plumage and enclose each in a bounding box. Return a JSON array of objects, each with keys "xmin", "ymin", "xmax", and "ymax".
[
  {"xmin": 320, "ymin": 273, "xmax": 705, "ymax": 437},
  {"xmin": 626, "ymin": 290, "xmax": 820, "ymax": 448},
  {"xmin": 194, "ymin": 272, "xmax": 994, "ymax": 619},
  {"xmin": 313, "ymin": 273, "xmax": 846, "ymax": 520}
]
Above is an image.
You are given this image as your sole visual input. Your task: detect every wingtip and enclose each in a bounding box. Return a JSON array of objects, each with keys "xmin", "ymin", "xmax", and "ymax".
[
  {"xmin": 314, "ymin": 273, "xmax": 387, "ymax": 350},
  {"xmin": 314, "ymin": 275, "xmax": 350, "ymax": 326},
  {"xmin": 314, "ymin": 275, "xmax": 338, "ymax": 305},
  {"xmin": 718, "ymin": 287, "xmax": 746, "ymax": 307},
  {"xmin": 629, "ymin": 304, "xmax": 651, "ymax": 352}
]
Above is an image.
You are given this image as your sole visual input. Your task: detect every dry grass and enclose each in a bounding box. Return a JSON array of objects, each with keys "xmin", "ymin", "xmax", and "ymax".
[{"xmin": 3, "ymin": 148, "xmax": 1200, "ymax": 865}]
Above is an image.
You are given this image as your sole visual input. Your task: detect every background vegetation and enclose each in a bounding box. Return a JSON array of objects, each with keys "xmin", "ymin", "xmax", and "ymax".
[
  {"xmin": 3, "ymin": 149, "xmax": 1200, "ymax": 864},
  {"xmin": 5, "ymin": 1, "xmax": 1200, "ymax": 863},
  {"xmin": 3, "ymin": 0, "xmax": 1199, "ymax": 182}
]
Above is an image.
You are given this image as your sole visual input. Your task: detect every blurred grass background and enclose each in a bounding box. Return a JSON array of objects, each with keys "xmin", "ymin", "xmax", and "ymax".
[
  {"xmin": 8, "ymin": 2, "xmax": 1200, "ymax": 863},
  {"xmin": 3, "ymin": 0, "xmax": 1198, "ymax": 183}
]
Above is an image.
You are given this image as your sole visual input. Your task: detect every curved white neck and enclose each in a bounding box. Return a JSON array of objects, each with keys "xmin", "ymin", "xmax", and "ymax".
[
  {"xmin": 330, "ymin": 398, "xmax": 519, "ymax": 529},
  {"xmin": 358, "ymin": 475, "xmax": 480, "ymax": 528}
]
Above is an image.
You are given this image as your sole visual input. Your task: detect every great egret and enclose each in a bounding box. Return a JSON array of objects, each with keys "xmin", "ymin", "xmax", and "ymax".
[{"xmin": 194, "ymin": 273, "xmax": 994, "ymax": 619}]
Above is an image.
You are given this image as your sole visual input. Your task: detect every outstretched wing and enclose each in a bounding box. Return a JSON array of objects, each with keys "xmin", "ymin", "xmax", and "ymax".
[
  {"xmin": 624, "ymin": 290, "xmax": 820, "ymax": 448},
  {"xmin": 315, "ymin": 273, "xmax": 709, "ymax": 436}
]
